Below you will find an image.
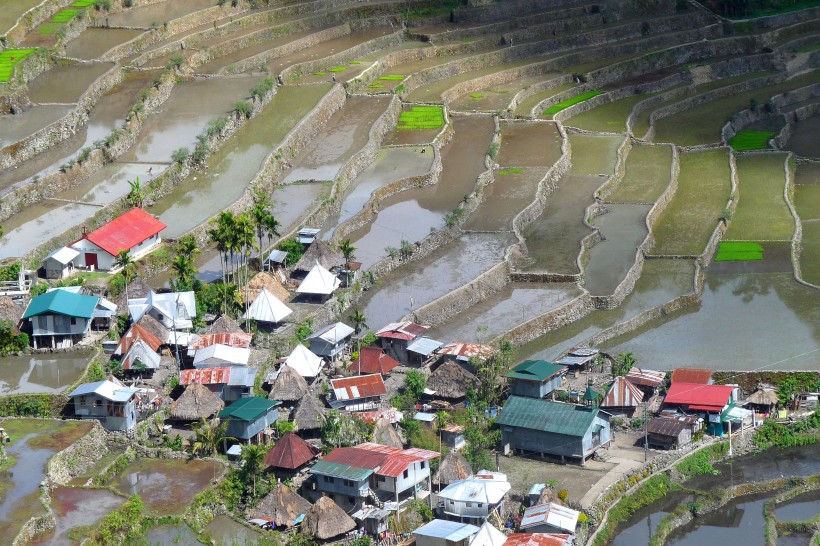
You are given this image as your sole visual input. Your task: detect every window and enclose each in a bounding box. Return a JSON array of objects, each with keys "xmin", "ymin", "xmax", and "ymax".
[
  {"xmin": 449, "ymin": 500, "xmax": 454, "ymax": 505},
  {"xmin": 377, "ymin": 475, "xmax": 385, "ymax": 482},
  {"xmin": 420, "ymin": 461, "xmax": 426, "ymax": 470},
  {"xmin": 403, "ymin": 469, "xmax": 409, "ymax": 479},
  {"xmin": 467, "ymin": 502, "xmax": 472, "ymax": 507},
  {"xmin": 478, "ymin": 503, "xmax": 483, "ymax": 508},
  {"xmin": 344, "ymin": 479, "xmax": 354, "ymax": 487},
  {"xmin": 79, "ymin": 396, "xmax": 87, "ymax": 406},
  {"xmin": 70, "ymin": 317, "xmax": 77, "ymax": 325},
  {"xmin": 348, "ymin": 496, "xmax": 355, "ymax": 505},
  {"xmin": 323, "ymin": 476, "xmax": 334, "ymax": 483},
  {"xmin": 93, "ymin": 399, "xmax": 102, "ymax": 408}
]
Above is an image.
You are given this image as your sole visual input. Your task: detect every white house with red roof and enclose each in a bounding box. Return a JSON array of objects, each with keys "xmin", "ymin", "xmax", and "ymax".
[{"xmin": 69, "ymin": 208, "xmax": 166, "ymax": 272}]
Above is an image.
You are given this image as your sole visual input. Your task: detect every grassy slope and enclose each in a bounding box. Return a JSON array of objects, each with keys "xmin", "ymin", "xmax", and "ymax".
[
  {"xmin": 725, "ymin": 153, "xmax": 794, "ymax": 241},
  {"xmin": 606, "ymin": 145, "xmax": 672, "ymax": 203},
  {"xmin": 650, "ymin": 148, "xmax": 731, "ymax": 255}
]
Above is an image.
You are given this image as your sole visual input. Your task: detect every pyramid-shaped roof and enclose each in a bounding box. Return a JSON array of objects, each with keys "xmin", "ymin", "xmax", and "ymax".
[
  {"xmin": 296, "ymin": 263, "xmax": 340, "ymax": 295},
  {"xmin": 470, "ymin": 522, "xmax": 507, "ymax": 546},
  {"xmin": 292, "ymin": 239, "xmax": 341, "ymax": 274},
  {"xmin": 285, "ymin": 344, "xmax": 324, "ymax": 377},
  {"xmin": 264, "ymin": 432, "xmax": 319, "ymax": 470},
  {"xmin": 268, "ymin": 364, "xmax": 309, "ymax": 402},
  {"xmin": 244, "ymin": 288, "xmax": 293, "ymax": 323}
]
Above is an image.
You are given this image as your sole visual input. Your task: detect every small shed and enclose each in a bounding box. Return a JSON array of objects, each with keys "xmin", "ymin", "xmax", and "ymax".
[
  {"xmin": 264, "ymin": 250, "xmax": 289, "ymax": 271},
  {"xmin": 169, "ymin": 383, "xmax": 225, "ymax": 421},
  {"xmin": 352, "ymin": 506, "xmax": 391, "ymax": 536},
  {"xmin": 375, "ymin": 321, "xmax": 431, "ymax": 365},
  {"xmin": 120, "ymin": 337, "xmax": 161, "ymax": 375},
  {"xmin": 69, "ymin": 380, "xmax": 139, "ymax": 431},
  {"xmin": 647, "ymin": 415, "xmax": 696, "ymax": 449},
  {"xmin": 249, "ymin": 483, "xmax": 312, "ymax": 528},
  {"xmin": 427, "ymin": 360, "xmax": 479, "ymax": 402},
  {"xmin": 220, "ymin": 397, "xmax": 280, "ymax": 444},
  {"xmin": 299, "ymin": 496, "xmax": 356, "ymax": 540},
  {"xmin": 433, "ymin": 450, "xmax": 472, "ymax": 488},
  {"xmin": 296, "ymin": 227, "xmax": 322, "ymax": 246},
  {"xmin": 442, "ymin": 424, "xmax": 466, "ymax": 450},
  {"xmin": 600, "ymin": 376, "xmax": 645, "ymax": 416},
  {"xmin": 308, "ymin": 322, "xmax": 353, "ymax": 360},
  {"xmin": 268, "ymin": 364, "xmax": 309, "ymax": 403},
  {"xmin": 414, "ymin": 520, "xmax": 480, "ymax": 546},
  {"xmin": 415, "ymin": 412, "xmax": 437, "ymax": 427},
  {"xmin": 264, "ymin": 432, "xmax": 319, "ymax": 471},
  {"xmin": 284, "ymin": 344, "xmax": 324, "ymax": 378},
  {"xmin": 243, "ymin": 288, "xmax": 293, "ymax": 325},
  {"xmin": 520, "ymin": 503, "xmax": 579, "ymax": 534},
  {"xmin": 505, "ymin": 360, "xmax": 566, "ymax": 399},
  {"xmin": 406, "ymin": 336, "xmax": 444, "ymax": 367},
  {"xmin": 42, "ymin": 246, "xmax": 79, "ymax": 279},
  {"xmin": 555, "ymin": 347, "xmax": 599, "ymax": 370}
]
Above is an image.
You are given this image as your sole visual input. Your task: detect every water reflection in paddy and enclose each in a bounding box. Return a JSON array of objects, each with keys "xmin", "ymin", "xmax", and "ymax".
[
  {"xmin": 666, "ymin": 496, "xmax": 767, "ymax": 546},
  {"xmin": 774, "ymin": 490, "xmax": 820, "ymax": 522},
  {"xmin": 0, "ymin": 352, "xmax": 91, "ymax": 394},
  {"xmin": 65, "ymin": 28, "xmax": 145, "ymax": 60},
  {"xmin": 31, "ymin": 487, "xmax": 125, "ymax": 546},
  {"xmin": 26, "ymin": 62, "xmax": 113, "ymax": 104},
  {"xmin": 115, "ymin": 458, "xmax": 222, "ymax": 515},
  {"xmin": 584, "ymin": 204, "xmax": 651, "ymax": 296},
  {"xmin": 0, "ymin": 105, "xmax": 74, "ymax": 147}
]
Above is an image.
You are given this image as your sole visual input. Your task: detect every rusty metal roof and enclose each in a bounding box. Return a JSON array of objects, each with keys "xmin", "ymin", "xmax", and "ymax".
[
  {"xmin": 625, "ymin": 367, "xmax": 666, "ymax": 388},
  {"xmin": 670, "ymin": 368, "xmax": 713, "ymax": 384},
  {"xmin": 190, "ymin": 332, "xmax": 253, "ymax": 350},
  {"xmin": 351, "ymin": 347, "xmax": 400, "ymax": 375},
  {"xmin": 318, "ymin": 443, "xmax": 439, "ymax": 478},
  {"xmin": 180, "ymin": 366, "xmax": 256, "ymax": 387},
  {"xmin": 330, "ymin": 374, "xmax": 387, "ymax": 401},
  {"xmin": 115, "ymin": 323, "xmax": 163, "ymax": 356},
  {"xmin": 647, "ymin": 416, "xmax": 691, "ymax": 437},
  {"xmin": 375, "ymin": 321, "xmax": 429, "ymax": 340},
  {"xmin": 438, "ymin": 342, "xmax": 495, "ymax": 360},
  {"xmin": 601, "ymin": 376, "xmax": 645, "ymax": 408},
  {"xmin": 505, "ymin": 533, "xmax": 572, "ymax": 546}
]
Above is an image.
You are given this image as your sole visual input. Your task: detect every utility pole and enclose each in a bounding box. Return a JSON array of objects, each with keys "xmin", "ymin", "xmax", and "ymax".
[{"xmin": 644, "ymin": 402, "xmax": 649, "ymax": 462}]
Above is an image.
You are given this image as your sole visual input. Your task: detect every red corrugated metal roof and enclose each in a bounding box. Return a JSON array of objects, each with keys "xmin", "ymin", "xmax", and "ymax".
[
  {"xmin": 670, "ymin": 368, "xmax": 713, "ymax": 384},
  {"xmin": 82, "ymin": 208, "xmax": 166, "ymax": 256},
  {"xmin": 264, "ymin": 432, "xmax": 319, "ymax": 469},
  {"xmin": 664, "ymin": 383, "xmax": 733, "ymax": 411},
  {"xmin": 331, "ymin": 374, "xmax": 387, "ymax": 400},
  {"xmin": 323, "ymin": 446, "xmax": 387, "ymax": 471},
  {"xmin": 375, "ymin": 321, "xmax": 429, "ymax": 340},
  {"xmin": 625, "ymin": 367, "xmax": 666, "ymax": 388},
  {"xmin": 601, "ymin": 376, "xmax": 645, "ymax": 408},
  {"xmin": 180, "ymin": 367, "xmax": 232, "ymax": 385},
  {"xmin": 505, "ymin": 533, "xmax": 572, "ymax": 546},
  {"xmin": 322, "ymin": 443, "xmax": 440, "ymax": 477},
  {"xmin": 190, "ymin": 332, "xmax": 253, "ymax": 350},
  {"xmin": 351, "ymin": 347, "xmax": 400, "ymax": 375},
  {"xmin": 115, "ymin": 323, "xmax": 163, "ymax": 355}
]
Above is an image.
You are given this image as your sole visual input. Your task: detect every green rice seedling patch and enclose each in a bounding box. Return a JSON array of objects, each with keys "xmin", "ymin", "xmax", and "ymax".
[
  {"xmin": 70, "ymin": 0, "xmax": 96, "ymax": 6},
  {"xmin": 725, "ymin": 153, "xmax": 794, "ymax": 240},
  {"xmin": 396, "ymin": 105, "xmax": 444, "ymax": 130},
  {"xmin": 730, "ymin": 130, "xmax": 774, "ymax": 150},
  {"xmin": 349, "ymin": 60, "xmax": 361, "ymax": 65},
  {"xmin": 795, "ymin": 184, "xmax": 820, "ymax": 221},
  {"xmin": 795, "ymin": 43, "xmax": 820, "ymax": 53},
  {"xmin": 0, "ymin": 48, "xmax": 36, "ymax": 82},
  {"xmin": 715, "ymin": 241, "xmax": 764, "ymax": 261},
  {"xmin": 651, "ymin": 148, "xmax": 732, "ymax": 255},
  {"xmin": 312, "ymin": 71, "xmax": 326, "ymax": 76},
  {"xmin": 52, "ymin": 8, "xmax": 81, "ymax": 23},
  {"xmin": 607, "ymin": 145, "xmax": 672, "ymax": 203},
  {"xmin": 329, "ymin": 66, "xmax": 348, "ymax": 73},
  {"xmin": 379, "ymin": 75, "xmax": 405, "ymax": 81},
  {"xmin": 470, "ymin": 93, "xmax": 485, "ymax": 99},
  {"xmin": 544, "ymin": 90, "xmax": 603, "ymax": 115},
  {"xmin": 368, "ymin": 82, "xmax": 385, "ymax": 89},
  {"xmin": 498, "ymin": 168, "xmax": 524, "ymax": 175}
]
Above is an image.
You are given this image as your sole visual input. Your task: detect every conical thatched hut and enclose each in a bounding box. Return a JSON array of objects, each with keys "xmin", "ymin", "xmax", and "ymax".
[
  {"xmin": 294, "ymin": 394, "xmax": 325, "ymax": 431},
  {"xmin": 433, "ymin": 450, "xmax": 472, "ymax": 487},
  {"xmin": 169, "ymin": 383, "xmax": 225, "ymax": 421},
  {"xmin": 372, "ymin": 417, "xmax": 403, "ymax": 449},
  {"xmin": 300, "ymin": 496, "xmax": 355, "ymax": 539},
  {"xmin": 269, "ymin": 365, "xmax": 309, "ymax": 403},
  {"xmin": 0, "ymin": 296, "xmax": 23, "ymax": 325},
  {"xmin": 244, "ymin": 271, "xmax": 290, "ymax": 304},
  {"xmin": 264, "ymin": 432, "xmax": 319, "ymax": 470},
  {"xmin": 249, "ymin": 483, "xmax": 312, "ymax": 528},
  {"xmin": 292, "ymin": 240, "xmax": 342, "ymax": 276},
  {"xmin": 207, "ymin": 314, "xmax": 244, "ymax": 335},
  {"xmin": 427, "ymin": 360, "xmax": 479, "ymax": 401}
]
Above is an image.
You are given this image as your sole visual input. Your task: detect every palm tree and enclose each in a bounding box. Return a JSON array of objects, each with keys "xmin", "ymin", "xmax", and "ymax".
[
  {"xmin": 338, "ymin": 239, "xmax": 356, "ymax": 286},
  {"xmin": 171, "ymin": 254, "xmax": 196, "ymax": 291},
  {"xmin": 434, "ymin": 411, "xmax": 450, "ymax": 454},
  {"xmin": 126, "ymin": 177, "xmax": 144, "ymax": 208},
  {"xmin": 348, "ymin": 308, "xmax": 368, "ymax": 336},
  {"xmin": 114, "ymin": 250, "xmax": 134, "ymax": 303},
  {"xmin": 191, "ymin": 417, "xmax": 232, "ymax": 457},
  {"xmin": 175, "ymin": 235, "xmax": 200, "ymax": 261},
  {"xmin": 234, "ymin": 212, "xmax": 257, "ymax": 315},
  {"xmin": 241, "ymin": 443, "xmax": 267, "ymax": 497},
  {"xmin": 251, "ymin": 190, "xmax": 280, "ymax": 259}
]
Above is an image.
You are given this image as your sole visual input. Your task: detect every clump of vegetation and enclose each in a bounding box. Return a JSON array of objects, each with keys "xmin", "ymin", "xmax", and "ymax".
[
  {"xmin": 544, "ymin": 90, "xmax": 604, "ymax": 115},
  {"xmin": 0, "ymin": 49, "xmax": 36, "ymax": 82},
  {"xmin": 675, "ymin": 442, "xmax": 728, "ymax": 479},
  {"xmin": 233, "ymin": 100, "xmax": 253, "ymax": 119},
  {"xmin": 592, "ymin": 475, "xmax": 678, "ymax": 546},
  {"xmin": 498, "ymin": 168, "xmax": 524, "ymax": 175},
  {"xmin": 469, "ymin": 93, "xmax": 485, "ymax": 99},
  {"xmin": 249, "ymin": 77, "xmax": 275, "ymax": 100},
  {"xmin": 488, "ymin": 142, "xmax": 500, "ymax": 160},
  {"xmin": 729, "ymin": 130, "xmax": 774, "ymax": 151},
  {"xmin": 715, "ymin": 241, "xmax": 764, "ymax": 261},
  {"xmin": 755, "ymin": 411, "xmax": 820, "ymax": 449},
  {"xmin": 379, "ymin": 74, "xmax": 405, "ymax": 81},
  {"xmin": 312, "ymin": 71, "xmax": 326, "ymax": 77},
  {"xmin": 368, "ymin": 82, "xmax": 385, "ymax": 89},
  {"xmin": 328, "ymin": 66, "xmax": 348, "ymax": 73},
  {"xmin": 396, "ymin": 105, "xmax": 444, "ymax": 130}
]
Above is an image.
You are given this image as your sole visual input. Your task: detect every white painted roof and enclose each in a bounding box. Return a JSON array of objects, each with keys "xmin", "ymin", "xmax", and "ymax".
[
  {"xmin": 123, "ymin": 338, "xmax": 161, "ymax": 370},
  {"xmin": 309, "ymin": 322, "xmax": 354, "ymax": 344},
  {"xmin": 46, "ymin": 246, "xmax": 80, "ymax": 265},
  {"xmin": 193, "ymin": 343, "xmax": 250, "ymax": 368},
  {"xmin": 243, "ymin": 288, "xmax": 292, "ymax": 323},
  {"xmin": 128, "ymin": 290, "xmax": 196, "ymax": 328},
  {"xmin": 438, "ymin": 471, "xmax": 511, "ymax": 505},
  {"xmin": 69, "ymin": 380, "xmax": 138, "ymax": 402},
  {"xmin": 520, "ymin": 502, "xmax": 579, "ymax": 533},
  {"xmin": 414, "ymin": 520, "xmax": 480, "ymax": 541},
  {"xmin": 284, "ymin": 344, "xmax": 324, "ymax": 377},
  {"xmin": 296, "ymin": 263, "xmax": 340, "ymax": 295},
  {"xmin": 469, "ymin": 522, "xmax": 507, "ymax": 546}
]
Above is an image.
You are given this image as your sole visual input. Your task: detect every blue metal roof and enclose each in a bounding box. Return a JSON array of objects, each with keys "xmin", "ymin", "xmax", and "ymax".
[{"xmin": 413, "ymin": 519, "xmax": 479, "ymax": 541}]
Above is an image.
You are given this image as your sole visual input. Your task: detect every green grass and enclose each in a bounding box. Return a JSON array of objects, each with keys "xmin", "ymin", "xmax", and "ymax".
[
  {"xmin": 730, "ymin": 130, "xmax": 775, "ymax": 150},
  {"xmin": 0, "ymin": 48, "xmax": 36, "ymax": 82},
  {"xmin": 725, "ymin": 153, "xmax": 794, "ymax": 241},
  {"xmin": 349, "ymin": 60, "xmax": 361, "ymax": 65},
  {"xmin": 795, "ymin": 184, "xmax": 820, "ymax": 221},
  {"xmin": 469, "ymin": 93, "xmax": 485, "ymax": 99},
  {"xmin": 396, "ymin": 105, "xmax": 444, "ymax": 130},
  {"xmin": 328, "ymin": 66, "xmax": 348, "ymax": 73},
  {"xmin": 70, "ymin": 0, "xmax": 96, "ymax": 6},
  {"xmin": 379, "ymin": 74, "xmax": 405, "ymax": 81},
  {"xmin": 544, "ymin": 90, "xmax": 603, "ymax": 115},
  {"xmin": 498, "ymin": 168, "xmax": 524, "ymax": 175},
  {"xmin": 715, "ymin": 241, "xmax": 764, "ymax": 261},
  {"xmin": 312, "ymin": 71, "xmax": 326, "ymax": 76},
  {"xmin": 368, "ymin": 82, "xmax": 385, "ymax": 89},
  {"xmin": 651, "ymin": 149, "xmax": 732, "ymax": 256},
  {"xmin": 607, "ymin": 145, "xmax": 672, "ymax": 203},
  {"xmin": 52, "ymin": 8, "xmax": 81, "ymax": 23},
  {"xmin": 569, "ymin": 133, "xmax": 622, "ymax": 175}
]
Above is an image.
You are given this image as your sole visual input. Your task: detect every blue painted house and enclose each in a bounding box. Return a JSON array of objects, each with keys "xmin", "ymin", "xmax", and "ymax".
[
  {"xmin": 504, "ymin": 360, "xmax": 566, "ymax": 399},
  {"xmin": 220, "ymin": 397, "xmax": 280, "ymax": 444}
]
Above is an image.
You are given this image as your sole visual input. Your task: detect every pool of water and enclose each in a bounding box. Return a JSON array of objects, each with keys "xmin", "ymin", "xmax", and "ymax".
[
  {"xmin": 31, "ymin": 487, "xmax": 125, "ymax": 546},
  {"xmin": 65, "ymin": 28, "xmax": 145, "ymax": 60},
  {"xmin": 0, "ymin": 351, "xmax": 92, "ymax": 394},
  {"xmin": 666, "ymin": 496, "xmax": 767, "ymax": 546},
  {"xmin": 774, "ymin": 490, "xmax": 820, "ymax": 522},
  {"xmin": 0, "ymin": 105, "xmax": 75, "ymax": 147},
  {"xmin": 26, "ymin": 62, "xmax": 114, "ymax": 104},
  {"xmin": 604, "ymin": 272, "xmax": 820, "ymax": 371},
  {"xmin": 204, "ymin": 515, "xmax": 262, "ymax": 545},
  {"xmin": 784, "ymin": 114, "xmax": 820, "ymax": 159},
  {"xmin": 114, "ymin": 458, "xmax": 222, "ymax": 515},
  {"xmin": 584, "ymin": 204, "xmax": 651, "ymax": 296}
]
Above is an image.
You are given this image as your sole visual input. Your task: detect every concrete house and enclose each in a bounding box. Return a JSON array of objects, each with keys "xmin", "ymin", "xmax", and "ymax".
[
  {"xmin": 70, "ymin": 208, "xmax": 165, "ymax": 272},
  {"xmin": 220, "ymin": 396, "xmax": 280, "ymax": 444},
  {"xmin": 662, "ymin": 383, "xmax": 735, "ymax": 436},
  {"xmin": 22, "ymin": 290, "xmax": 100, "ymax": 348},
  {"xmin": 180, "ymin": 367, "xmax": 257, "ymax": 403},
  {"xmin": 42, "ymin": 246, "xmax": 80, "ymax": 280},
  {"xmin": 308, "ymin": 442, "xmax": 440, "ymax": 511},
  {"xmin": 308, "ymin": 322, "xmax": 354, "ymax": 360},
  {"xmin": 414, "ymin": 520, "xmax": 480, "ymax": 546},
  {"xmin": 329, "ymin": 374, "xmax": 387, "ymax": 411},
  {"xmin": 436, "ymin": 471, "xmax": 511, "ymax": 523},
  {"xmin": 504, "ymin": 360, "xmax": 566, "ymax": 399},
  {"xmin": 495, "ymin": 396, "xmax": 612, "ymax": 464},
  {"xmin": 375, "ymin": 321, "xmax": 430, "ymax": 366},
  {"xmin": 129, "ymin": 290, "xmax": 196, "ymax": 332},
  {"xmin": 69, "ymin": 380, "xmax": 139, "ymax": 431}
]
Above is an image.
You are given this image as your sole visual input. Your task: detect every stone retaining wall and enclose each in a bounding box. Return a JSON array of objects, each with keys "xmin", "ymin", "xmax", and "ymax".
[
  {"xmin": 505, "ymin": 292, "xmax": 596, "ymax": 345},
  {"xmin": 508, "ymin": 73, "xmax": 572, "ymax": 116},
  {"xmin": 785, "ymin": 155, "xmax": 820, "ymax": 290},
  {"xmin": 642, "ymin": 143, "xmax": 681, "ymax": 253},
  {"xmin": 3, "ymin": 0, "xmax": 75, "ymax": 45},
  {"xmin": 722, "ymin": 83, "xmax": 819, "ymax": 144}
]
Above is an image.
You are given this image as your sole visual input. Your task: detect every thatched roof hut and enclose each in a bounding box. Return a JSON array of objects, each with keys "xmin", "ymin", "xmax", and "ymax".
[
  {"xmin": 428, "ymin": 360, "xmax": 479, "ymax": 400},
  {"xmin": 746, "ymin": 387, "xmax": 779, "ymax": 407},
  {"xmin": 0, "ymin": 296, "xmax": 23, "ymax": 324},
  {"xmin": 243, "ymin": 271, "xmax": 290, "ymax": 304},
  {"xmin": 207, "ymin": 314, "xmax": 244, "ymax": 335},
  {"xmin": 269, "ymin": 365, "xmax": 309, "ymax": 402},
  {"xmin": 169, "ymin": 383, "xmax": 225, "ymax": 421},
  {"xmin": 264, "ymin": 432, "xmax": 319, "ymax": 470},
  {"xmin": 294, "ymin": 393, "xmax": 325, "ymax": 431},
  {"xmin": 135, "ymin": 314, "xmax": 169, "ymax": 344},
  {"xmin": 372, "ymin": 416, "xmax": 403, "ymax": 449},
  {"xmin": 249, "ymin": 483, "xmax": 312, "ymax": 528},
  {"xmin": 433, "ymin": 450, "xmax": 472, "ymax": 486},
  {"xmin": 292, "ymin": 240, "xmax": 342, "ymax": 276},
  {"xmin": 300, "ymin": 496, "xmax": 355, "ymax": 539}
]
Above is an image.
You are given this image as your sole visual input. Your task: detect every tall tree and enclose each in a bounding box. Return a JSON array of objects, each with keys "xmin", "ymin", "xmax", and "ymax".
[
  {"xmin": 234, "ymin": 212, "xmax": 257, "ymax": 316},
  {"xmin": 348, "ymin": 307, "xmax": 368, "ymax": 336},
  {"xmin": 191, "ymin": 417, "xmax": 232, "ymax": 457},
  {"xmin": 338, "ymin": 239, "xmax": 357, "ymax": 286},
  {"xmin": 241, "ymin": 443, "xmax": 267, "ymax": 497},
  {"xmin": 114, "ymin": 250, "xmax": 134, "ymax": 303},
  {"xmin": 251, "ymin": 190, "xmax": 280, "ymax": 258}
]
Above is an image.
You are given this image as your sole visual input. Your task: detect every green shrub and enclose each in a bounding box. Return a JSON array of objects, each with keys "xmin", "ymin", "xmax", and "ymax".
[
  {"xmin": 167, "ymin": 55, "xmax": 184, "ymax": 69},
  {"xmin": 233, "ymin": 100, "xmax": 253, "ymax": 119},
  {"xmin": 171, "ymin": 147, "xmax": 189, "ymax": 166},
  {"xmin": 488, "ymin": 142, "xmax": 500, "ymax": 160},
  {"xmin": 249, "ymin": 77, "xmax": 275, "ymax": 99},
  {"xmin": 544, "ymin": 91, "xmax": 604, "ymax": 115}
]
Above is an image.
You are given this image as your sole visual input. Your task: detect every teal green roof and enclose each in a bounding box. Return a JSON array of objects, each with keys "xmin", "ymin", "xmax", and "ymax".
[
  {"xmin": 220, "ymin": 397, "xmax": 278, "ymax": 422},
  {"xmin": 495, "ymin": 396, "xmax": 600, "ymax": 437},
  {"xmin": 310, "ymin": 460, "xmax": 374, "ymax": 481},
  {"xmin": 504, "ymin": 360, "xmax": 566, "ymax": 381},
  {"xmin": 22, "ymin": 290, "xmax": 99, "ymax": 320}
]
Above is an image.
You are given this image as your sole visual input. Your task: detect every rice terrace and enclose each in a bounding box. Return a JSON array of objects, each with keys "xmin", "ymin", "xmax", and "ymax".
[{"xmin": 0, "ymin": 0, "xmax": 819, "ymax": 544}]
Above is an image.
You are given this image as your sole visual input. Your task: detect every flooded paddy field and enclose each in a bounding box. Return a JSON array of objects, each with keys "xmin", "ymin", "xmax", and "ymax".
[
  {"xmin": 604, "ymin": 272, "xmax": 820, "ymax": 370},
  {"xmin": 360, "ymin": 233, "xmax": 515, "ymax": 330},
  {"xmin": 65, "ymin": 28, "xmax": 145, "ymax": 60},
  {"xmin": 283, "ymin": 95, "xmax": 390, "ymax": 184},
  {"xmin": 426, "ymin": 282, "xmax": 583, "ymax": 342},
  {"xmin": 0, "ymin": 0, "xmax": 43, "ymax": 35},
  {"xmin": 515, "ymin": 259, "xmax": 696, "ymax": 362},
  {"xmin": 204, "ymin": 515, "xmax": 262, "ymax": 545},
  {"xmin": 0, "ymin": 419, "xmax": 94, "ymax": 540},
  {"xmin": 348, "ymin": 115, "xmax": 495, "ymax": 269},
  {"xmin": 144, "ymin": 523, "xmax": 201, "ymax": 545},
  {"xmin": 114, "ymin": 458, "xmax": 222, "ymax": 515},
  {"xmin": 649, "ymin": 148, "xmax": 731, "ymax": 256},
  {"xmin": 774, "ymin": 490, "xmax": 820, "ymax": 521},
  {"xmin": 450, "ymin": 74, "xmax": 558, "ymax": 112},
  {"xmin": 725, "ymin": 152, "xmax": 793, "ymax": 242},
  {"xmin": 106, "ymin": 0, "xmax": 217, "ymax": 28},
  {"xmin": 496, "ymin": 121, "xmax": 563, "ymax": 167},
  {"xmin": 0, "ymin": 351, "xmax": 92, "ymax": 394},
  {"xmin": 153, "ymin": 83, "xmax": 330, "ymax": 237},
  {"xmin": 606, "ymin": 144, "xmax": 672, "ymax": 203},
  {"xmin": 566, "ymin": 86, "xmax": 680, "ymax": 134},
  {"xmin": 31, "ymin": 487, "xmax": 125, "ymax": 546},
  {"xmin": 463, "ymin": 168, "xmax": 546, "ymax": 232},
  {"xmin": 784, "ymin": 114, "xmax": 820, "ymax": 159},
  {"xmin": 0, "ymin": 104, "xmax": 74, "ymax": 147},
  {"xmin": 26, "ymin": 62, "xmax": 114, "ymax": 104},
  {"xmin": 584, "ymin": 204, "xmax": 651, "ymax": 296},
  {"xmin": 800, "ymin": 222, "xmax": 820, "ymax": 285},
  {"xmin": 322, "ymin": 145, "xmax": 435, "ymax": 240},
  {"xmin": 514, "ymin": 82, "xmax": 576, "ymax": 117}
]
